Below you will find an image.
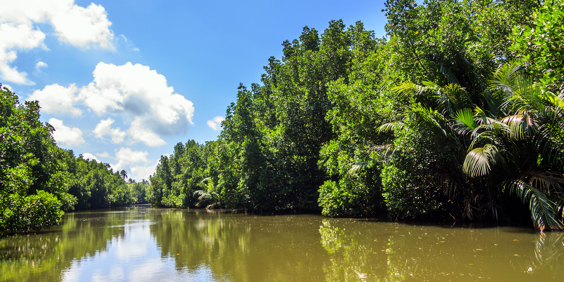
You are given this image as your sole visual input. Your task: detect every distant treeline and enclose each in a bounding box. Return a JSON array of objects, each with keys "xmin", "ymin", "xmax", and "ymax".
[
  {"xmin": 1, "ymin": 88, "xmax": 148, "ymax": 234},
  {"xmin": 148, "ymin": 0, "xmax": 564, "ymax": 231}
]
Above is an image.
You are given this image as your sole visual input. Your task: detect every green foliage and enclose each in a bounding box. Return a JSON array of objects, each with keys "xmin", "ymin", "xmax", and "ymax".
[
  {"xmin": 511, "ymin": 0, "xmax": 564, "ymax": 93},
  {"xmin": 149, "ymin": 140, "xmax": 213, "ymax": 208},
  {"xmin": 1, "ymin": 191, "xmax": 63, "ymax": 234},
  {"xmin": 380, "ymin": 117, "xmax": 449, "ymax": 219},
  {"xmin": 1, "ymin": 86, "xmax": 146, "ymax": 234},
  {"xmin": 117, "ymin": 0, "xmax": 564, "ymax": 231},
  {"xmin": 0, "ymin": 86, "xmax": 75, "ymax": 234},
  {"xmin": 63, "ymin": 153, "xmax": 137, "ymax": 209}
]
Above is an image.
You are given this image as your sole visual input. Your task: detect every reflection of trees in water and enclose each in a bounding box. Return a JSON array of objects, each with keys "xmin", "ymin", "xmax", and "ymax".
[
  {"xmin": 151, "ymin": 211, "xmax": 327, "ymax": 282},
  {"xmin": 0, "ymin": 209, "xmax": 134, "ymax": 282},
  {"xmin": 319, "ymin": 220, "xmax": 564, "ymax": 281},
  {"xmin": 527, "ymin": 232, "xmax": 564, "ymax": 273},
  {"xmin": 319, "ymin": 219, "xmax": 389, "ymax": 281},
  {"xmin": 149, "ymin": 209, "xmax": 251, "ymax": 281},
  {"xmin": 4, "ymin": 209, "xmax": 564, "ymax": 281}
]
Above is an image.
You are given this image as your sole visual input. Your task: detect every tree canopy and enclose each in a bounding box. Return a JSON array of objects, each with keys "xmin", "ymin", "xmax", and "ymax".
[{"xmin": 3, "ymin": 0, "xmax": 564, "ymax": 233}]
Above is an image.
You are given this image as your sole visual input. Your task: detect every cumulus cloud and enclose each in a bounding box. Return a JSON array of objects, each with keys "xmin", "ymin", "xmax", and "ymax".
[
  {"xmin": 82, "ymin": 152, "xmax": 99, "ymax": 162},
  {"xmin": 49, "ymin": 118, "xmax": 85, "ymax": 146},
  {"xmin": 32, "ymin": 62, "xmax": 192, "ymax": 146},
  {"xmin": 94, "ymin": 118, "xmax": 126, "ymax": 144},
  {"xmin": 127, "ymin": 117, "xmax": 166, "ymax": 147},
  {"xmin": 207, "ymin": 116, "xmax": 225, "ymax": 131},
  {"xmin": 49, "ymin": 3, "xmax": 113, "ymax": 49},
  {"xmin": 0, "ymin": 22, "xmax": 45, "ymax": 84},
  {"xmin": 0, "ymin": 0, "xmax": 114, "ymax": 84},
  {"xmin": 27, "ymin": 83, "xmax": 81, "ymax": 116},
  {"xmin": 111, "ymin": 147, "xmax": 148, "ymax": 172},
  {"xmin": 131, "ymin": 159, "xmax": 160, "ymax": 181},
  {"xmin": 77, "ymin": 62, "xmax": 193, "ymax": 145},
  {"xmin": 79, "ymin": 62, "xmax": 194, "ymax": 125}
]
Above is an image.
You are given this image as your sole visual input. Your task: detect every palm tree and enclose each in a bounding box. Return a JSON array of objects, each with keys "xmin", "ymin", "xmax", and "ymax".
[
  {"xmin": 379, "ymin": 64, "xmax": 564, "ymax": 230},
  {"xmin": 458, "ymin": 64, "xmax": 564, "ymax": 231},
  {"xmin": 193, "ymin": 177, "xmax": 222, "ymax": 208}
]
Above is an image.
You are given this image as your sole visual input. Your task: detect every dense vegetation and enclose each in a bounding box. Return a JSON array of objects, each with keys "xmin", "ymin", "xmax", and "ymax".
[
  {"xmin": 0, "ymin": 86, "xmax": 148, "ymax": 235},
  {"xmin": 2, "ymin": 0, "xmax": 564, "ymax": 233},
  {"xmin": 148, "ymin": 0, "xmax": 564, "ymax": 231}
]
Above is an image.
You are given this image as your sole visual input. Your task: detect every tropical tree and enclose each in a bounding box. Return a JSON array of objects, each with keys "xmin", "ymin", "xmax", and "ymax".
[
  {"xmin": 458, "ymin": 64, "xmax": 564, "ymax": 230},
  {"xmin": 0, "ymin": 86, "xmax": 76, "ymax": 234}
]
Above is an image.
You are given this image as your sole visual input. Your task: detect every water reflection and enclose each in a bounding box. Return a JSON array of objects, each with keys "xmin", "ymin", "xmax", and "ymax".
[
  {"xmin": 150, "ymin": 211, "xmax": 327, "ymax": 281},
  {"xmin": 319, "ymin": 218, "xmax": 564, "ymax": 281},
  {"xmin": 2, "ymin": 208, "xmax": 564, "ymax": 281},
  {"xmin": 1, "ymin": 209, "xmax": 130, "ymax": 281}
]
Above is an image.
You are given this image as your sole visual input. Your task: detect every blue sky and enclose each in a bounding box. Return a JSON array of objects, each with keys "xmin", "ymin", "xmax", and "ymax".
[{"xmin": 1, "ymin": 0, "xmax": 388, "ymax": 180}]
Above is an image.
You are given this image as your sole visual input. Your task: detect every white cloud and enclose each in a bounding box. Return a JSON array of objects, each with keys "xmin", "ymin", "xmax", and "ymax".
[
  {"xmin": 131, "ymin": 159, "xmax": 160, "ymax": 181},
  {"xmin": 207, "ymin": 116, "xmax": 225, "ymax": 131},
  {"xmin": 49, "ymin": 118, "xmax": 85, "ymax": 146},
  {"xmin": 94, "ymin": 118, "xmax": 126, "ymax": 143},
  {"xmin": 111, "ymin": 147, "xmax": 148, "ymax": 172},
  {"xmin": 128, "ymin": 117, "xmax": 166, "ymax": 147},
  {"xmin": 35, "ymin": 61, "xmax": 47, "ymax": 71},
  {"xmin": 79, "ymin": 62, "xmax": 194, "ymax": 124},
  {"xmin": 96, "ymin": 152, "xmax": 110, "ymax": 158},
  {"xmin": 0, "ymin": 0, "xmax": 114, "ymax": 84},
  {"xmin": 0, "ymin": 22, "xmax": 45, "ymax": 84},
  {"xmin": 82, "ymin": 152, "xmax": 99, "ymax": 162},
  {"xmin": 27, "ymin": 83, "xmax": 81, "ymax": 116},
  {"xmin": 77, "ymin": 62, "xmax": 193, "ymax": 143},
  {"xmin": 32, "ymin": 62, "xmax": 191, "ymax": 146},
  {"xmin": 50, "ymin": 3, "xmax": 114, "ymax": 49}
]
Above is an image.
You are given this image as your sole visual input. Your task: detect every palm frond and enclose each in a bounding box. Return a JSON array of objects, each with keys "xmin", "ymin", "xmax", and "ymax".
[
  {"xmin": 524, "ymin": 170, "xmax": 564, "ymax": 195},
  {"xmin": 347, "ymin": 162, "xmax": 368, "ymax": 177},
  {"xmin": 377, "ymin": 121, "xmax": 406, "ymax": 134},
  {"xmin": 439, "ymin": 63, "xmax": 460, "ymax": 85},
  {"xmin": 463, "ymin": 144, "xmax": 502, "ymax": 177},
  {"xmin": 541, "ymin": 91, "xmax": 564, "ymax": 110},
  {"xmin": 470, "ymin": 119, "xmax": 510, "ymax": 141},
  {"xmin": 492, "ymin": 63, "xmax": 525, "ymax": 92},
  {"xmin": 411, "ymin": 105, "xmax": 451, "ymax": 137},
  {"xmin": 533, "ymin": 126, "xmax": 564, "ymax": 168},
  {"xmin": 369, "ymin": 144, "xmax": 394, "ymax": 157},
  {"xmin": 454, "ymin": 108, "xmax": 477, "ymax": 133},
  {"xmin": 392, "ymin": 82, "xmax": 426, "ymax": 100},
  {"xmin": 504, "ymin": 179, "xmax": 564, "ymax": 231},
  {"xmin": 500, "ymin": 111, "xmax": 536, "ymax": 140}
]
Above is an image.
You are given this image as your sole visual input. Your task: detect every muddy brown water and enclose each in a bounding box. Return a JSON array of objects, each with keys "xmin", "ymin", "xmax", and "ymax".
[{"xmin": 1, "ymin": 206, "xmax": 564, "ymax": 281}]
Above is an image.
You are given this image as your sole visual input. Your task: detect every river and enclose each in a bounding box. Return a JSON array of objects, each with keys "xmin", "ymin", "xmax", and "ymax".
[{"xmin": 1, "ymin": 206, "xmax": 563, "ymax": 281}]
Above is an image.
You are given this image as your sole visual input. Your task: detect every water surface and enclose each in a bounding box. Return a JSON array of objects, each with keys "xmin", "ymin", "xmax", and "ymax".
[{"xmin": 1, "ymin": 207, "xmax": 564, "ymax": 281}]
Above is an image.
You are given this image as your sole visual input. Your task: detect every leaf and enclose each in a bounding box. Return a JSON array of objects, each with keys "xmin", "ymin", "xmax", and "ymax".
[
  {"xmin": 377, "ymin": 121, "xmax": 406, "ymax": 134},
  {"xmin": 504, "ymin": 179, "xmax": 564, "ymax": 231},
  {"xmin": 500, "ymin": 111, "xmax": 536, "ymax": 140},
  {"xmin": 454, "ymin": 108, "xmax": 477, "ymax": 132},
  {"xmin": 463, "ymin": 144, "xmax": 502, "ymax": 177},
  {"xmin": 347, "ymin": 162, "xmax": 368, "ymax": 177}
]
